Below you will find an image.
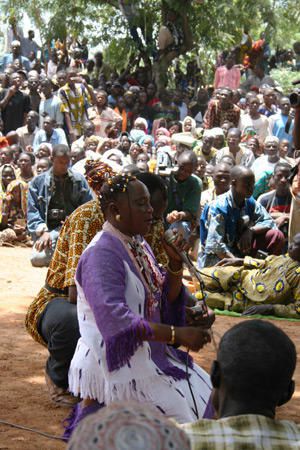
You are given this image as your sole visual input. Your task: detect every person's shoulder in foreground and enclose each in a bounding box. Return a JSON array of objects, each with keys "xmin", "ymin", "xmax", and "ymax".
[{"xmin": 182, "ymin": 320, "xmax": 300, "ymax": 450}]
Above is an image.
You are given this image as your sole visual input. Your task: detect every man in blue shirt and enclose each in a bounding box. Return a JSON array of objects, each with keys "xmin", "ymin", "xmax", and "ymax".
[
  {"xmin": 28, "ymin": 144, "xmax": 92, "ymax": 267},
  {"xmin": 33, "ymin": 115, "xmax": 68, "ymax": 152},
  {"xmin": 268, "ymin": 97, "xmax": 294, "ymax": 144},
  {"xmin": 0, "ymin": 40, "xmax": 30, "ymax": 72},
  {"xmin": 199, "ymin": 166, "xmax": 285, "ymax": 267}
]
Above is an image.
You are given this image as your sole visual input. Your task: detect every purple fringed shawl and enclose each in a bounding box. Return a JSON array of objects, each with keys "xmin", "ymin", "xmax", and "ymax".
[{"xmin": 76, "ymin": 229, "xmax": 191, "ymax": 379}]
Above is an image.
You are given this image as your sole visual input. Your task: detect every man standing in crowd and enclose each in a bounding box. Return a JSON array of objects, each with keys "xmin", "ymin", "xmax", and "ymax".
[
  {"xmin": 268, "ymin": 96, "xmax": 294, "ymax": 144},
  {"xmin": 0, "ymin": 72, "xmax": 31, "ymax": 134},
  {"xmin": 0, "ymin": 40, "xmax": 30, "ymax": 72},
  {"xmin": 21, "ymin": 30, "xmax": 40, "ymax": 59},
  {"xmin": 214, "ymin": 53, "xmax": 241, "ymax": 90},
  {"xmin": 39, "ymin": 78, "xmax": 64, "ymax": 128},
  {"xmin": 27, "ymin": 144, "xmax": 92, "ymax": 267}
]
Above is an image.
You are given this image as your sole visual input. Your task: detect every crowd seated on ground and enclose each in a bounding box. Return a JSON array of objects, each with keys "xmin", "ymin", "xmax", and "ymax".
[{"xmin": 1, "ymin": 23, "xmax": 300, "ymax": 446}]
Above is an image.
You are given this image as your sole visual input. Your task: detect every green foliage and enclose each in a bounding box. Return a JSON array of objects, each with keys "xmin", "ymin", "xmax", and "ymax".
[
  {"xmin": 270, "ymin": 67, "xmax": 300, "ymax": 94},
  {"xmin": 1, "ymin": 0, "xmax": 299, "ymax": 76}
]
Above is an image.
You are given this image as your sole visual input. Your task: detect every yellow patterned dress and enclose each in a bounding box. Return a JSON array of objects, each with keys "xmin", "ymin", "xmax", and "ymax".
[
  {"xmin": 199, "ymin": 255, "xmax": 300, "ymax": 319},
  {"xmin": 25, "ymin": 200, "xmax": 168, "ymax": 345}
]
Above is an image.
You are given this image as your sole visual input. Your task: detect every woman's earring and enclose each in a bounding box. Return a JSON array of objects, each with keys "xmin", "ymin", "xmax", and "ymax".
[{"xmin": 116, "ymin": 214, "xmax": 121, "ymax": 222}]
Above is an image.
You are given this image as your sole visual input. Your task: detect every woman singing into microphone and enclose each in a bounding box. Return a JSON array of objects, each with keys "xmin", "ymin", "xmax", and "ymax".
[{"xmin": 66, "ymin": 173, "xmax": 213, "ymax": 436}]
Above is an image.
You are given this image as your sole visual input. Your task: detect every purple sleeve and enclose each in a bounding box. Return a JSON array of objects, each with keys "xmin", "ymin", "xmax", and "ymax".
[{"xmin": 76, "ymin": 233, "xmax": 153, "ymax": 372}]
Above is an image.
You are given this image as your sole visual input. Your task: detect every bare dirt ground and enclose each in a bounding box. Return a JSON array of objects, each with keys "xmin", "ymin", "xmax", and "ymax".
[{"xmin": 0, "ymin": 247, "xmax": 299, "ymax": 450}]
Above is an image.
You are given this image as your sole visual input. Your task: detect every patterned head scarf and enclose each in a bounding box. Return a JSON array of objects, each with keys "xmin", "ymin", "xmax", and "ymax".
[
  {"xmin": 5, "ymin": 179, "xmax": 28, "ymax": 217},
  {"xmin": 67, "ymin": 402, "xmax": 191, "ymax": 450},
  {"xmin": 85, "ymin": 160, "xmax": 117, "ymax": 195}
]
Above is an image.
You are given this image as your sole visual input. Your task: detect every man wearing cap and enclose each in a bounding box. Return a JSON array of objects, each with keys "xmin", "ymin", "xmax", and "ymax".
[{"xmin": 0, "ymin": 40, "xmax": 30, "ymax": 72}]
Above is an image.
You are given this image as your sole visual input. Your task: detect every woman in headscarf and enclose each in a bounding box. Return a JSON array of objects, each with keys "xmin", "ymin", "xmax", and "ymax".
[
  {"xmin": 0, "ymin": 179, "xmax": 29, "ymax": 246},
  {"xmin": 67, "ymin": 401, "xmax": 191, "ymax": 450},
  {"xmin": 0, "ymin": 163, "xmax": 16, "ymax": 224},
  {"xmin": 182, "ymin": 116, "xmax": 197, "ymax": 137},
  {"xmin": 155, "ymin": 127, "xmax": 170, "ymax": 143}
]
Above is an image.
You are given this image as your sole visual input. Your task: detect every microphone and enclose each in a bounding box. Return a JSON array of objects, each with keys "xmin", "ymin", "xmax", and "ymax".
[
  {"xmin": 164, "ymin": 228, "xmax": 192, "ymax": 268},
  {"xmin": 164, "ymin": 228, "xmax": 207, "ymax": 313}
]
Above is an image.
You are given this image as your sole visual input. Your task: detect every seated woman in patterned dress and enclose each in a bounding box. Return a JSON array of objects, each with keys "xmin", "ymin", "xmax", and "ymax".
[{"xmin": 25, "ymin": 161, "xmax": 171, "ymax": 407}]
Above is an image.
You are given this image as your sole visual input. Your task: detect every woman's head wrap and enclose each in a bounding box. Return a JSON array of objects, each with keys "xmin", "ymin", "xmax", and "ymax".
[{"xmin": 84, "ymin": 160, "xmax": 117, "ymax": 194}]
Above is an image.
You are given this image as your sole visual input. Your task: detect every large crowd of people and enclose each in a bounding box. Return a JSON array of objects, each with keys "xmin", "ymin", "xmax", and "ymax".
[{"xmin": 1, "ymin": 20, "xmax": 300, "ymax": 448}]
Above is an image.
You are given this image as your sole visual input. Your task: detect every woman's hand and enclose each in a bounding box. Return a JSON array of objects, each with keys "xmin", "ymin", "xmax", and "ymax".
[
  {"xmin": 166, "ymin": 210, "xmax": 185, "ymax": 224},
  {"xmin": 176, "ymin": 326, "xmax": 211, "ymax": 352}
]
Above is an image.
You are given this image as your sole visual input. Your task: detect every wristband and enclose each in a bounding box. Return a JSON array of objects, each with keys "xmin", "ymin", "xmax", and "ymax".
[
  {"xmin": 167, "ymin": 264, "xmax": 183, "ymax": 276},
  {"xmin": 169, "ymin": 325, "xmax": 176, "ymax": 345}
]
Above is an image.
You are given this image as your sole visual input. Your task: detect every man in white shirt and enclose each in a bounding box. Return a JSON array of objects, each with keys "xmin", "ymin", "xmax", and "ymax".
[
  {"xmin": 39, "ymin": 78, "xmax": 64, "ymax": 128},
  {"xmin": 16, "ymin": 110, "xmax": 39, "ymax": 151},
  {"xmin": 238, "ymin": 95, "xmax": 270, "ymax": 144},
  {"xmin": 251, "ymin": 136, "xmax": 287, "ymax": 181}
]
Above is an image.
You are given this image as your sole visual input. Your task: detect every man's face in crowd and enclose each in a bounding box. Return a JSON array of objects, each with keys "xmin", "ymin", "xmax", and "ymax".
[
  {"xmin": 288, "ymin": 233, "xmax": 300, "ymax": 261},
  {"xmin": 36, "ymin": 159, "xmax": 50, "ymax": 174},
  {"xmin": 219, "ymin": 89, "xmax": 232, "ymax": 108},
  {"xmin": 273, "ymin": 166, "xmax": 290, "ymax": 193},
  {"xmin": 225, "ymin": 55, "xmax": 234, "ymax": 69},
  {"xmin": 70, "ymin": 148, "xmax": 85, "ymax": 166},
  {"xmin": 0, "ymin": 148, "xmax": 13, "ymax": 165},
  {"xmin": 29, "ymin": 30, "xmax": 35, "ymax": 40},
  {"xmin": 279, "ymin": 97, "xmax": 291, "ymax": 116},
  {"xmin": 263, "ymin": 90, "xmax": 276, "ymax": 107},
  {"xmin": 227, "ymin": 131, "xmax": 240, "ymax": 148},
  {"xmin": 233, "ymin": 173, "xmax": 255, "ymax": 199},
  {"xmin": 177, "ymin": 162, "xmax": 194, "ymax": 182},
  {"xmin": 10, "ymin": 73, "xmax": 22, "ymax": 89},
  {"xmin": 18, "ymin": 154, "xmax": 32, "ymax": 172},
  {"xmin": 57, "ymin": 73, "xmax": 67, "ymax": 87},
  {"xmin": 264, "ymin": 140, "xmax": 279, "ymax": 158},
  {"xmin": 248, "ymin": 97, "xmax": 260, "ymax": 114},
  {"xmin": 43, "ymin": 118, "xmax": 54, "ymax": 134},
  {"xmin": 52, "ymin": 155, "xmax": 70, "ymax": 176},
  {"xmin": 40, "ymin": 80, "xmax": 52, "ymax": 98},
  {"xmin": 37, "ymin": 145, "xmax": 51, "ymax": 159},
  {"xmin": 279, "ymin": 139, "xmax": 290, "ymax": 157},
  {"xmin": 202, "ymin": 136, "xmax": 214, "ymax": 152},
  {"xmin": 12, "ymin": 43, "xmax": 21, "ymax": 56},
  {"xmin": 27, "ymin": 111, "xmax": 38, "ymax": 129},
  {"xmin": 213, "ymin": 166, "xmax": 231, "ymax": 194}
]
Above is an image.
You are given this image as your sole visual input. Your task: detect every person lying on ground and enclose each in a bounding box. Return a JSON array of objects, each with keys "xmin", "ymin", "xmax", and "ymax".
[{"xmin": 197, "ymin": 232, "xmax": 300, "ymax": 319}]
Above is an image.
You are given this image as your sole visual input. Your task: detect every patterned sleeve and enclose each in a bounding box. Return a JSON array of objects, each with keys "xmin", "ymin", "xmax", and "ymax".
[
  {"xmin": 203, "ymin": 102, "xmax": 216, "ymax": 129},
  {"xmin": 204, "ymin": 206, "xmax": 230, "ymax": 256},
  {"xmin": 64, "ymin": 209, "xmax": 104, "ymax": 287},
  {"xmin": 59, "ymin": 89, "xmax": 70, "ymax": 113}
]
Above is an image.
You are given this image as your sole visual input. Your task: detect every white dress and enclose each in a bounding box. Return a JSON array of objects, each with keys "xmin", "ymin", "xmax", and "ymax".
[{"xmin": 69, "ymin": 227, "xmax": 212, "ymax": 423}]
